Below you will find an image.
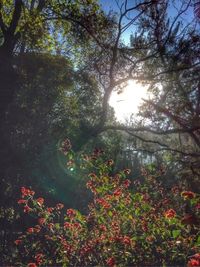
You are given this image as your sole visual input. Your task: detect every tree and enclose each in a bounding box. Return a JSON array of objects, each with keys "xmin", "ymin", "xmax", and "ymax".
[
  {"xmin": 73, "ymin": 0, "xmax": 200, "ymax": 187},
  {"xmin": 0, "ymin": 0, "xmax": 111, "ymax": 124},
  {"xmin": 0, "ymin": 2, "xmax": 113, "ymax": 255}
]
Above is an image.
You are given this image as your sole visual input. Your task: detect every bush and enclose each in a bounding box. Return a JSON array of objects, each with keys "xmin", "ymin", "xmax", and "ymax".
[{"xmin": 14, "ymin": 140, "xmax": 200, "ymax": 266}]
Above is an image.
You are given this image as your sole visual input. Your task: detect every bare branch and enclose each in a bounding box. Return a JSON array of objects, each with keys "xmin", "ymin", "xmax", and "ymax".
[
  {"xmin": 164, "ymin": 0, "xmax": 192, "ymax": 46},
  {"xmin": 101, "ymin": 124, "xmax": 200, "ymax": 135},
  {"xmin": 126, "ymin": 131, "xmax": 200, "ymax": 157}
]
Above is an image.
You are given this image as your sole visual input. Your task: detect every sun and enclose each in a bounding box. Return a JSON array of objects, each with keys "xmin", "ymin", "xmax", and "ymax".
[{"xmin": 109, "ymin": 80, "xmax": 148, "ymax": 122}]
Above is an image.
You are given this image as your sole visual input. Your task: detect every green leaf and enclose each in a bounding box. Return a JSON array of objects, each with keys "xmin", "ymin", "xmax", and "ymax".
[
  {"xmin": 55, "ymin": 223, "xmax": 60, "ymax": 230},
  {"xmin": 135, "ymin": 208, "xmax": 140, "ymax": 216},
  {"xmin": 168, "ymin": 218, "xmax": 177, "ymax": 225},
  {"xmin": 195, "ymin": 236, "xmax": 200, "ymax": 246},
  {"xmin": 67, "ymin": 150, "xmax": 74, "ymax": 160},
  {"xmin": 142, "ymin": 203, "xmax": 151, "ymax": 211},
  {"xmin": 172, "ymin": 230, "xmax": 181, "ymax": 239},
  {"xmin": 108, "ymin": 210, "xmax": 113, "ymax": 217}
]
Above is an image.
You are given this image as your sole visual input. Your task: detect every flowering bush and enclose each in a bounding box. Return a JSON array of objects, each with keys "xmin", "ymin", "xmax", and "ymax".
[{"xmin": 14, "ymin": 140, "xmax": 200, "ymax": 266}]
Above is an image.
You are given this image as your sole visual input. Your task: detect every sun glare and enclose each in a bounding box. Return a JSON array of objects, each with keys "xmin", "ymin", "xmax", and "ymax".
[{"xmin": 109, "ymin": 80, "xmax": 148, "ymax": 122}]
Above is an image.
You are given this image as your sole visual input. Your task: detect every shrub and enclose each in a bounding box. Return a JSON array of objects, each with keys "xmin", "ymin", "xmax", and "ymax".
[{"xmin": 14, "ymin": 140, "xmax": 200, "ymax": 266}]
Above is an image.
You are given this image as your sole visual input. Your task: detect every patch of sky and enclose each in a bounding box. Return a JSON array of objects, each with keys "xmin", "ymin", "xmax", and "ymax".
[{"xmin": 99, "ymin": 0, "xmax": 197, "ymax": 46}]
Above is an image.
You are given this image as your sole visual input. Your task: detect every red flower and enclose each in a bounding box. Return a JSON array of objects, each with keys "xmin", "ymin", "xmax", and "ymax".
[
  {"xmin": 102, "ymin": 202, "xmax": 111, "ymax": 209},
  {"xmin": 66, "ymin": 209, "xmax": 76, "ymax": 217},
  {"xmin": 36, "ymin": 197, "xmax": 44, "ymax": 206},
  {"xmin": 111, "ymin": 221, "xmax": 120, "ymax": 232},
  {"xmin": 113, "ymin": 188, "xmax": 122, "ymax": 197},
  {"xmin": 21, "ymin": 187, "xmax": 26, "ymax": 196},
  {"xmin": 106, "ymin": 257, "xmax": 115, "ymax": 267},
  {"xmin": 61, "ymin": 239, "xmax": 72, "ymax": 252},
  {"xmin": 60, "ymin": 138, "xmax": 71, "ymax": 155},
  {"xmin": 64, "ymin": 222, "xmax": 71, "ymax": 229},
  {"xmin": 81, "ymin": 245, "xmax": 93, "ymax": 255},
  {"xmin": 122, "ymin": 235, "xmax": 131, "ymax": 245},
  {"xmin": 47, "ymin": 207, "xmax": 54, "ymax": 213},
  {"xmin": 23, "ymin": 205, "xmax": 32, "ymax": 213},
  {"xmin": 27, "ymin": 227, "xmax": 34, "ymax": 233},
  {"xmin": 38, "ymin": 218, "xmax": 46, "ymax": 225},
  {"xmin": 164, "ymin": 209, "xmax": 176, "ymax": 219},
  {"xmin": 99, "ymin": 224, "xmax": 107, "ymax": 231},
  {"xmin": 194, "ymin": 253, "xmax": 200, "ymax": 259},
  {"xmin": 74, "ymin": 222, "xmax": 81, "ymax": 229},
  {"xmin": 14, "ymin": 239, "xmax": 22, "ymax": 245},
  {"xmin": 21, "ymin": 187, "xmax": 35, "ymax": 198},
  {"xmin": 35, "ymin": 253, "xmax": 44, "ymax": 264},
  {"xmin": 96, "ymin": 198, "xmax": 111, "ymax": 209},
  {"xmin": 123, "ymin": 179, "xmax": 131, "ymax": 188},
  {"xmin": 188, "ymin": 258, "xmax": 200, "ymax": 267},
  {"xmin": 195, "ymin": 203, "xmax": 200, "ymax": 210},
  {"xmin": 56, "ymin": 203, "xmax": 64, "ymax": 210},
  {"xmin": 27, "ymin": 263, "xmax": 37, "ymax": 267},
  {"xmin": 86, "ymin": 180, "xmax": 97, "ymax": 194},
  {"xmin": 18, "ymin": 199, "xmax": 27, "ymax": 204},
  {"xmin": 181, "ymin": 191, "xmax": 195, "ymax": 199}
]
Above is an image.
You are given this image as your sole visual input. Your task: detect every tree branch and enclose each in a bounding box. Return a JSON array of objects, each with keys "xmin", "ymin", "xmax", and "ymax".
[
  {"xmin": 9, "ymin": 0, "xmax": 23, "ymax": 35},
  {"xmin": 101, "ymin": 124, "xmax": 200, "ymax": 135},
  {"xmin": 126, "ymin": 131, "xmax": 200, "ymax": 157},
  {"xmin": 0, "ymin": 3, "xmax": 6, "ymax": 35}
]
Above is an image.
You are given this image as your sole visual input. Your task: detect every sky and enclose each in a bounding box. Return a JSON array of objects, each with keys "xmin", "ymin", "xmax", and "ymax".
[
  {"xmin": 99, "ymin": 0, "xmax": 196, "ymax": 45},
  {"xmin": 99, "ymin": 0, "xmax": 196, "ymax": 122},
  {"xmin": 109, "ymin": 80, "xmax": 149, "ymax": 122}
]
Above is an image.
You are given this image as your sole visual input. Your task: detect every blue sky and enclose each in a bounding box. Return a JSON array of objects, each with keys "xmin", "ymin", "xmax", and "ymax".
[
  {"xmin": 99, "ymin": 0, "xmax": 195, "ymax": 19},
  {"xmin": 99, "ymin": 0, "xmax": 195, "ymax": 45},
  {"xmin": 99, "ymin": 0, "xmax": 117, "ymax": 12}
]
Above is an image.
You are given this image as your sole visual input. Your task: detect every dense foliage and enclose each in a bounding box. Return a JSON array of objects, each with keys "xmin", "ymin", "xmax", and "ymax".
[{"xmin": 14, "ymin": 142, "xmax": 200, "ymax": 266}]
